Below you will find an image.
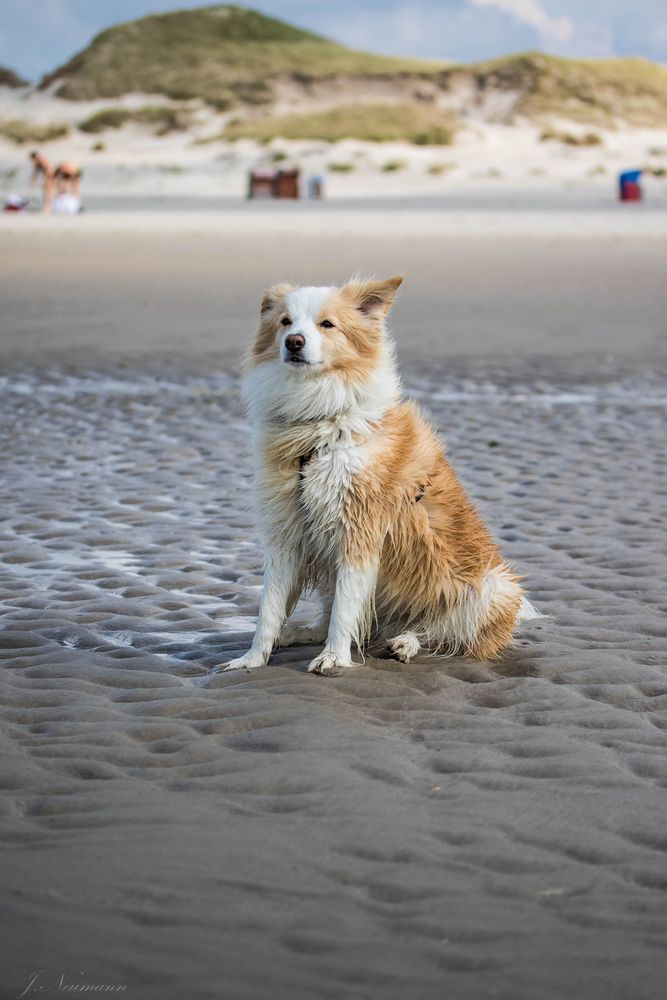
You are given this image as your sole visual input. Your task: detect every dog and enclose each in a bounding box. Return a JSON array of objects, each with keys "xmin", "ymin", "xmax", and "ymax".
[{"xmin": 221, "ymin": 276, "xmax": 539, "ymax": 676}]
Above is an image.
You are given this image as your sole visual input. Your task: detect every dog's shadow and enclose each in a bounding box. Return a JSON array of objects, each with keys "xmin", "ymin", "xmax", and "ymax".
[
  {"xmin": 366, "ymin": 646, "xmax": 539, "ymax": 681},
  {"xmin": 260, "ymin": 638, "xmax": 539, "ymax": 682},
  {"xmin": 106, "ymin": 626, "xmax": 539, "ymax": 685}
]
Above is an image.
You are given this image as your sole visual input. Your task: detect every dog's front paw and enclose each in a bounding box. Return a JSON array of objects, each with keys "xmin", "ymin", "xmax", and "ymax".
[
  {"xmin": 211, "ymin": 651, "xmax": 266, "ymax": 673},
  {"xmin": 306, "ymin": 650, "xmax": 352, "ymax": 676}
]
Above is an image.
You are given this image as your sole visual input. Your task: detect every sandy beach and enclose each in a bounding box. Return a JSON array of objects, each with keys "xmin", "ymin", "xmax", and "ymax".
[
  {"xmin": 1, "ymin": 209, "xmax": 667, "ymax": 999},
  {"xmin": 3, "ymin": 202, "xmax": 667, "ymax": 365}
]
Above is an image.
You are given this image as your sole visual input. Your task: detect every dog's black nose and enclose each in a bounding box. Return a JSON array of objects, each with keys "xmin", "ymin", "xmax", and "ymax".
[{"xmin": 285, "ymin": 333, "xmax": 305, "ymax": 353}]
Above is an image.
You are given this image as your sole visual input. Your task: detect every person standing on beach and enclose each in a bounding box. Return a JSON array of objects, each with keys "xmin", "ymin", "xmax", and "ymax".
[
  {"xmin": 29, "ymin": 150, "xmax": 54, "ymax": 212},
  {"xmin": 54, "ymin": 160, "xmax": 82, "ymax": 199}
]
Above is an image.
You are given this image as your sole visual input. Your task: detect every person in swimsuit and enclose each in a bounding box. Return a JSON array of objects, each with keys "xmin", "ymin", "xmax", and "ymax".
[
  {"xmin": 54, "ymin": 161, "xmax": 82, "ymax": 199},
  {"xmin": 29, "ymin": 150, "xmax": 54, "ymax": 212}
]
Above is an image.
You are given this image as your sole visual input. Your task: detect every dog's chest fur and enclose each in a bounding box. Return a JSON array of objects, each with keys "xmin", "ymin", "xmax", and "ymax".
[
  {"xmin": 300, "ymin": 430, "xmax": 368, "ymax": 526},
  {"xmin": 260, "ymin": 414, "xmax": 372, "ymax": 565}
]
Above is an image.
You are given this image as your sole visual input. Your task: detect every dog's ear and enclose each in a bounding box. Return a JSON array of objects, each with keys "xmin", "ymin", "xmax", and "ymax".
[
  {"xmin": 344, "ymin": 276, "xmax": 403, "ymax": 316},
  {"xmin": 260, "ymin": 282, "xmax": 292, "ymax": 315}
]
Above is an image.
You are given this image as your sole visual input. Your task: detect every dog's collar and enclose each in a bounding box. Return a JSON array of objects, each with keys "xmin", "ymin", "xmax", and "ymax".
[
  {"xmin": 298, "ymin": 428, "xmax": 344, "ymax": 476},
  {"xmin": 299, "ymin": 450, "xmax": 316, "ymax": 474}
]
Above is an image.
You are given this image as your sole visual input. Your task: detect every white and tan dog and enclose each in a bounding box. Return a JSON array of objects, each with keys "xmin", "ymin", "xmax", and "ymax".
[{"xmin": 221, "ymin": 276, "xmax": 538, "ymax": 676}]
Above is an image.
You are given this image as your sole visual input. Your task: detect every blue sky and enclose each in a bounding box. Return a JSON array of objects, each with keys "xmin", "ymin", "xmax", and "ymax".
[{"xmin": 2, "ymin": 0, "xmax": 667, "ymax": 82}]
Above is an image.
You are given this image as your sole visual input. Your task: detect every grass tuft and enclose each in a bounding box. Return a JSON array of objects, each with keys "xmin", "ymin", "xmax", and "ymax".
[
  {"xmin": 0, "ymin": 120, "xmax": 69, "ymax": 144},
  {"xmin": 427, "ymin": 162, "xmax": 455, "ymax": 175},
  {"xmin": 381, "ymin": 159, "xmax": 407, "ymax": 172},
  {"xmin": 79, "ymin": 106, "xmax": 192, "ymax": 135},
  {"xmin": 540, "ymin": 127, "xmax": 603, "ymax": 146}
]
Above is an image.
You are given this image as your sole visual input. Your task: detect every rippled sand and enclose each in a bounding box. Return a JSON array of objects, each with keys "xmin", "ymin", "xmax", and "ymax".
[
  {"xmin": 1, "ymin": 221, "xmax": 667, "ymax": 999},
  {"xmin": 1, "ymin": 362, "xmax": 666, "ymax": 999}
]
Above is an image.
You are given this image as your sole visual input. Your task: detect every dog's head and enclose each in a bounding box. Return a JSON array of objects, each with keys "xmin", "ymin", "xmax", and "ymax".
[{"xmin": 248, "ymin": 276, "xmax": 403, "ymax": 380}]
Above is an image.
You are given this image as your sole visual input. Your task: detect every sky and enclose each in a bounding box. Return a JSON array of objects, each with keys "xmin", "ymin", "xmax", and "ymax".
[{"xmin": 1, "ymin": 0, "xmax": 667, "ymax": 83}]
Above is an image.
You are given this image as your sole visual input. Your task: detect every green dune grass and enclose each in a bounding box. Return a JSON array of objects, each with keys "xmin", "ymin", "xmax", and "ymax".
[
  {"xmin": 0, "ymin": 120, "xmax": 69, "ymax": 144},
  {"xmin": 223, "ymin": 103, "xmax": 457, "ymax": 144},
  {"xmin": 78, "ymin": 106, "xmax": 192, "ymax": 135},
  {"xmin": 448, "ymin": 52, "xmax": 667, "ymax": 126},
  {"xmin": 41, "ymin": 4, "xmax": 443, "ymax": 107}
]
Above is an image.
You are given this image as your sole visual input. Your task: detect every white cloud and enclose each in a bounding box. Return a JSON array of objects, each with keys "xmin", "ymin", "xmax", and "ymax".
[{"xmin": 469, "ymin": 0, "xmax": 575, "ymax": 47}]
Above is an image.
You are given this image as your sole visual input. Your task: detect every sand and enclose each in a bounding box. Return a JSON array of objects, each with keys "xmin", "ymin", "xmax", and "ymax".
[
  {"xmin": 1, "ymin": 214, "xmax": 667, "ymax": 999},
  {"xmin": 3, "ymin": 212, "xmax": 667, "ymax": 364}
]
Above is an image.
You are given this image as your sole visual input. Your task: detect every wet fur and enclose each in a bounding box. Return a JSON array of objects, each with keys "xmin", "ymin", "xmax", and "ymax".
[{"xmin": 220, "ymin": 276, "xmax": 538, "ymax": 675}]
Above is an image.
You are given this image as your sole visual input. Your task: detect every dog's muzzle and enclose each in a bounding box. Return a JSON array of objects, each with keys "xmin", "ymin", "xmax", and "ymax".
[{"xmin": 283, "ymin": 332, "xmax": 309, "ymax": 365}]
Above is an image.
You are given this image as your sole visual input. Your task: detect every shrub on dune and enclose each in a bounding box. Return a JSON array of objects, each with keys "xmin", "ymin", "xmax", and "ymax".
[
  {"xmin": 0, "ymin": 120, "xmax": 69, "ymax": 144},
  {"xmin": 79, "ymin": 106, "xmax": 192, "ymax": 135}
]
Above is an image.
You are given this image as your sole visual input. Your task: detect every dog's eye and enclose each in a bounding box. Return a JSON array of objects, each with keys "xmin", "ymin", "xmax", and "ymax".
[
  {"xmin": 281, "ymin": 317, "xmax": 292, "ymax": 326},
  {"xmin": 320, "ymin": 320, "xmax": 334, "ymax": 329}
]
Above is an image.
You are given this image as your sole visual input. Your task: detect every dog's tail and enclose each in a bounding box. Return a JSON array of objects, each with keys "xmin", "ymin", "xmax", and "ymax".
[{"xmin": 518, "ymin": 596, "xmax": 545, "ymax": 623}]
